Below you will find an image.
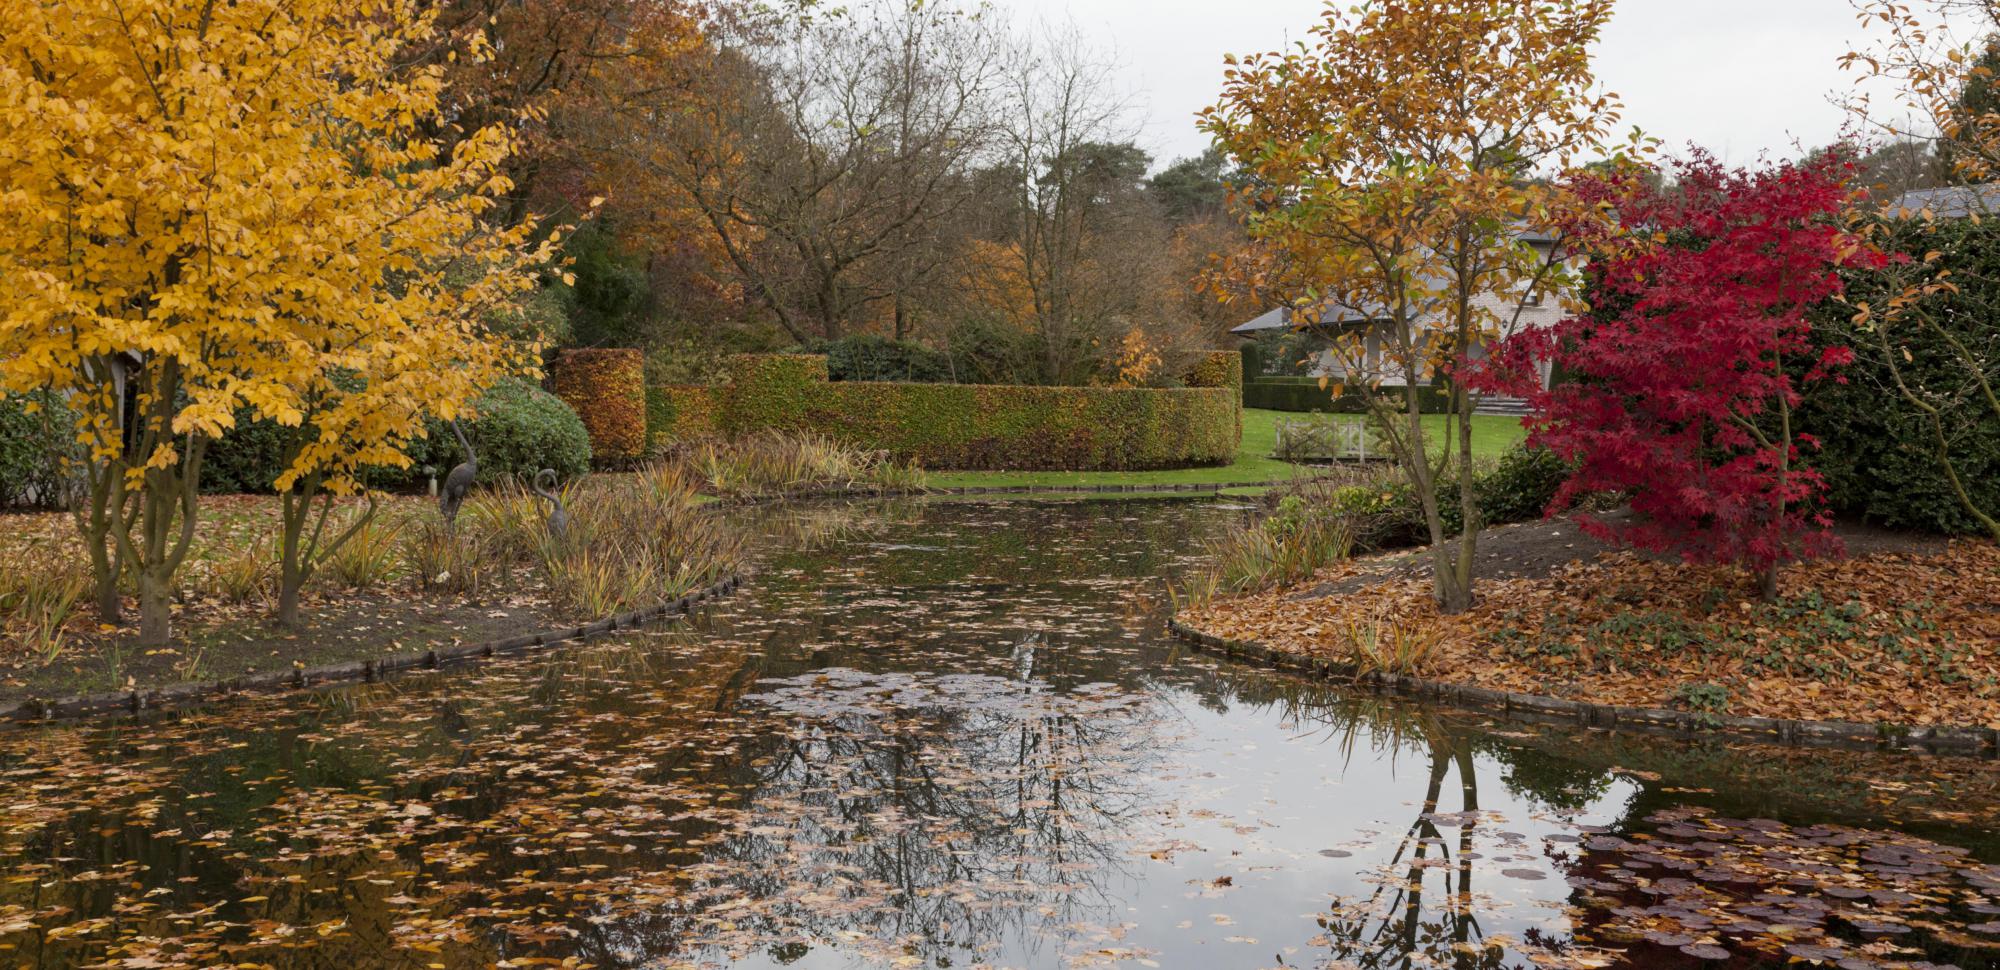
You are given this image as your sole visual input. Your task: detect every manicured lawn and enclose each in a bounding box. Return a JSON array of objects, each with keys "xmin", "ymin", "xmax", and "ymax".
[{"xmin": 926, "ymin": 409, "xmax": 1527, "ymax": 491}]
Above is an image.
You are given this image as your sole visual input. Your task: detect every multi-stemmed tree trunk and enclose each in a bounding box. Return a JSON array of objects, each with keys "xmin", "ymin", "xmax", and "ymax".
[{"xmin": 1204, "ymin": 0, "xmax": 1624, "ymax": 613}]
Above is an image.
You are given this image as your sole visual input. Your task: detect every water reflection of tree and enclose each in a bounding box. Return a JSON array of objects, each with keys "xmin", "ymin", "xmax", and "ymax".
[
  {"xmin": 667, "ymin": 670, "xmax": 1166, "ymax": 966},
  {"xmin": 1252, "ymin": 686, "xmax": 1556, "ymax": 970}
]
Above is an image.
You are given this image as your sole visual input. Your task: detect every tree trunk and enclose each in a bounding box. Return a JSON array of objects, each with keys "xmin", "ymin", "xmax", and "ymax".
[
  {"xmin": 1756, "ymin": 565, "xmax": 1779, "ymax": 602},
  {"xmin": 136, "ymin": 569, "xmax": 172, "ymax": 646},
  {"xmin": 276, "ymin": 576, "xmax": 303, "ymax": 629}
]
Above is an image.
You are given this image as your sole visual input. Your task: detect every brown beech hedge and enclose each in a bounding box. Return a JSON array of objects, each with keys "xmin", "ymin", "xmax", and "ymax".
[{"xmin": 552, "ymin": 348, "xmax": 647, "ymax": 464}]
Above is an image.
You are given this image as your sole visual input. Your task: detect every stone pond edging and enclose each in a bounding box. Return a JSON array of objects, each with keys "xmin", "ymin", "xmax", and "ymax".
[
  {"xmin": 1, "ymin": 573, "xmax": 745, "ymax": 726},
  {"xmin": 1166, "ymin": 617, "xmax": 2000, "ymax": 760}
]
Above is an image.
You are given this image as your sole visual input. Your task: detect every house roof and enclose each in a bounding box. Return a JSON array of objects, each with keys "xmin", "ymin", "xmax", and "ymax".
[
  {"xmin": 1887, "ymin": 184, "xmax": 2000, "ymax": 219},
  {"xmin": 1229, "ymin": 303, "xmax": 1384, "ymax": 336},
  {"xmin": 1230, "ymin": 225, "xmax": 1554, "ymax": 336}
]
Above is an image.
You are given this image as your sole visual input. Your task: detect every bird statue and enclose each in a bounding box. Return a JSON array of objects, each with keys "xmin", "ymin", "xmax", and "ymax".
[
  {"xmin": 532, "ymin": 468, "xmax": 570, "ymax": 541},
  {"xmin": 439, "ymin": 420, "xmax": 478, "ymax": 528}
]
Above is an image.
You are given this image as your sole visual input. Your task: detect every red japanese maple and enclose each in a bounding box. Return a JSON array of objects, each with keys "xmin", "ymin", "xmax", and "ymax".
[{"xmin": 1479, "ymin": 151, "xmax": 1881, "ymax": 598}]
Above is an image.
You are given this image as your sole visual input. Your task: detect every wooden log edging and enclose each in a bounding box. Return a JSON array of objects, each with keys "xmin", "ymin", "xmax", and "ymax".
[
  {"xmin": 0, "ymin": 573, "xmax": 747, "ymax": 727},
  {"xmin": 1166, "ymin": 617, "xmax": 2000, "ymax": 760}
]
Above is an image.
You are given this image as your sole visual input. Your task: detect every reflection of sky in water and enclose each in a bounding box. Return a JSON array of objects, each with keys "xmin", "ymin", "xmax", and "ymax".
[{"xmin": 1, "ymin": 498, "xmax": 1996, "ymax": 970}]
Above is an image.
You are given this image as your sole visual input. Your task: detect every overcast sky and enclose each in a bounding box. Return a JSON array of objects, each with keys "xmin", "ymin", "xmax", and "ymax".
[{"xmin": 1000, "ymin": 0, "xmax": 1950, "ymax": 170}]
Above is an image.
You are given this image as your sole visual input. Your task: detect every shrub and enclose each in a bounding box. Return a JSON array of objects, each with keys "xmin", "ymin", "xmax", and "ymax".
[
  {"xmin": 408, "ymin": 378, "xmax": 592, "ymax": 487},
  {"xmin": 1474, "ymin": 445, "xmax": 1572, "ymax": 527},
  {"xmin": 551, "ymin": 348, "xmax": 646, "ymax": 464},
  {"xmin": 1184, "ymin": 350, "xmax": 1243, "ymax": 393},
  {"xmin": 0, "ymin": 392, "xmax": 75, "ymax": 509},
  {"xmin": 796, "ymin": 335, "xmax": 956, "ymax": 383},
  {"xmin": 1804, "ymin": 215, "xmax": 2000, "ymax": 536},
  {"xmin": 200, "ymin": 410, "xmax": 294, "ymax": 494}
]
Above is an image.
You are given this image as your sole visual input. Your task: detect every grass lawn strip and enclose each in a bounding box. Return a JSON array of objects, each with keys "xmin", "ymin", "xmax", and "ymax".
[{"xmin": 926, "ymin": 409, "xmax": 1526, "ymax": 491}]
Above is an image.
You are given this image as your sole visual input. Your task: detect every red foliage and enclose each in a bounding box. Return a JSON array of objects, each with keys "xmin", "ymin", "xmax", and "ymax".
[{"xmin": 1478, "ymin": 151, "xmax": 1885, "ymax": 587}]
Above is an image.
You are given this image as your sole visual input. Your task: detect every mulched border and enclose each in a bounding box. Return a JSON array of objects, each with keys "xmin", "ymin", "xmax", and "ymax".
[
  {"xmin": 1166, "ymin": 618, "xmax": 2000, "ymax": 760},
  {"xmin": 1, "ymin": 573, "xmax": 744, "ymax": 726}
]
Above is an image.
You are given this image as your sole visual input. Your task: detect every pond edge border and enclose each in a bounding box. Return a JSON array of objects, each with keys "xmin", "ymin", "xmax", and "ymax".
[
  {"xmin": 1166, "ymin": 617, "xmax": 2000, "ymax": 759},
  {"xmin": 0, "ymin": 475, "xmax": 1325, "ymax": 726},
  {"xmin": 1, "ymin": 573, "xmax": 745, "ymax": 726}
]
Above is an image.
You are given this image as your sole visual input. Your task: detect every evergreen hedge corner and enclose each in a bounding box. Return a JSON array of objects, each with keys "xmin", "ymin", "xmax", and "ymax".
[{"xmin": 552, "ymin": 348, "xmax": 647, "ymax": 464}]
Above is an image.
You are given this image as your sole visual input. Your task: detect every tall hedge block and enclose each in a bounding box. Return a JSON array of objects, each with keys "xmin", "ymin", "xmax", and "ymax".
[
  {"xmin": 552, "ymin": 348, "xmax": 647, "ymax": 464},
  {"xmin": 1185, "ymin": 351, "xmax": 1243, "ymax": 395}
]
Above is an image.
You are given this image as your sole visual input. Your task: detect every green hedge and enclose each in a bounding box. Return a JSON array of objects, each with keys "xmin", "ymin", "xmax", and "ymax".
[
  {"xmin": 645, "ymin": 384, "xmax": 723, "ymax": 446},
  {"xmin": 1244, "ymin": 378, "xmax": 1453, "ymax": 414},
  {"xmin": 198, "ymin": 378, "xmax": 590, "ymax": 493},
  {"xmin": 1804, "ymin": 216, "xmax": 2000, "ymax": 536},
  {"xmin": 0, "ymin": 392, "xmax": 75, "ymax": 509},
  {"xmin": 809, "ymin": 381, "xmax": 1238, "ymax": 470},
  {"xmin": 642, "ymin": 355, "xmax": 1240, "ymax": 470}
]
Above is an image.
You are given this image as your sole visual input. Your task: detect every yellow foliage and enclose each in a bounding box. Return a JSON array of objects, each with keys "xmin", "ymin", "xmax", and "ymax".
[{"xmin": 0, "ymin": 0, "xmax": 561, "ymax": 494}]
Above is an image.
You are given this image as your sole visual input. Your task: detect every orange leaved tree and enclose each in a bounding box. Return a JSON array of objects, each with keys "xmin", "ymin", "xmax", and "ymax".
[
  {"xmin": 0, "ymin": 0, "xmax": 559, "ymax": 641},
  {"xmin": 1202, "ymin": 0, "xmax": 1629, "ymax": 613}
]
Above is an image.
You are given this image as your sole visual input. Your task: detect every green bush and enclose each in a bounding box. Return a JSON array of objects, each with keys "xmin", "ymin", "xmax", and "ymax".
[
  {"xmin": 412, "ymin": 378, "xmax": 592, "ymax": 486},
  {"xmin": 1475, "ymin": 445, "xmax": 1572, "ymax": 526},
  {"xmin": 0, "ymin": 392, "xmax": 75, "ymax": 509},
  {"xmin": 201, "ymin": 412, "xmax": 294, "ymax": 494},
  {"xmin": 792, "ymin": 335, "xmax": 957, "ymax": 383},
  {"xmin": 1804, "ymin": 216, "xmax": 2000, "ymax": 536}
]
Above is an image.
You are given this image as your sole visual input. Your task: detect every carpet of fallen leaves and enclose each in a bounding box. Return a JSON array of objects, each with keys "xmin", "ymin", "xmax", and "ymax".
[
  {"xmin": 3, "ymin": 499, "xmax": 1999, "ymax": 970},
  {"xmin": 1182, "ymin": 540, "xmax": 2000, "ymax": 728}
]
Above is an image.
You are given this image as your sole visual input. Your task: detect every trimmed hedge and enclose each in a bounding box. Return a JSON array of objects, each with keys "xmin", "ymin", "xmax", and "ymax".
[
  {"xmin": 552, "ymin": 348, "xmax": 647, "ymax": 464},
  {"xmin": 1185, "ymin": 350, "xmax": 1244, "ymax": 394},
  {"xmin": 646, "ymin": 384, "xmax": 723, "ymax": 446},
  {"xmin": 644, "ymin": 354, "xmax": 1241, "ymax": 470},
  {"xmin": 1244, "ymin": 377, "xmax": 1454, "ymax": 414}
]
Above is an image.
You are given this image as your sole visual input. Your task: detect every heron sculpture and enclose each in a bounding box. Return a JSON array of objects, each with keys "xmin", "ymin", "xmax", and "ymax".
[
  {"xmin": 439, "ymin": 420, "xmax": 478, "ymax": 528},
  {"xmin": 532, "ymin": 468, "xmax": 570, "ymax": 540}
]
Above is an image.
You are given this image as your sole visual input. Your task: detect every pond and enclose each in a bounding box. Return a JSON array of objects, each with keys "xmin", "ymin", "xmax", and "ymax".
[{"xmin": 2, "ymin": 497, "xmax": 1997, "ymax": 970}]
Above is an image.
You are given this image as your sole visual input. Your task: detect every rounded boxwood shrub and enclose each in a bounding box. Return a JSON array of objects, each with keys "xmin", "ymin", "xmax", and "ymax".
[
  {"xmin": 408, "ymin": 378, "xmax": 592, "ymax": 487},
  {"xmin": 0, "ymin": 392, "xmax": 76, "ymax": 508}
]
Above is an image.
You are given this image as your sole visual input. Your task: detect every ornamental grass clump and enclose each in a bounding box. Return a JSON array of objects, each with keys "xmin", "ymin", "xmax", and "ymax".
[
  {"xmin": 1344, "ymin": 615, "xmax": 1441, "ymax": 676},
  {"xmin": 677, "ymin": 432, "xmax": 926, "ymax": 498},
  {"xmin": 533, "ymin": 462, "xmax": 742, "ymax": 618},
  {"xmin": 0, "ymin": 546, "xmax": 89, "ymax": 664},
  {"xmin": 321, "ymin": 511, "xmax": 403, "ymax": 592},
  {"xmin": 1200, "ymin": 494, "xmax": 1360, "ymax": 598}
]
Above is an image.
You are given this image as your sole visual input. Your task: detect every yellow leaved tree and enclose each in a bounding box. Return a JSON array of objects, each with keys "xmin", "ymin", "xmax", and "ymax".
[
  {"xmin": 1202, "ymin": 0, "xmax": 1631, "ymax": 613},
  {"xmin": 0, "ymin": 0, "xmax": 561, "ymax": 642}
]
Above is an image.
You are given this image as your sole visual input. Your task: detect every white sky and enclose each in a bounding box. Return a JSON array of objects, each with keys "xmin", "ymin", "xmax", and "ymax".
[{"xmin": 1001, "ymin": 0, "xmax": 1958, "ymax": 169}]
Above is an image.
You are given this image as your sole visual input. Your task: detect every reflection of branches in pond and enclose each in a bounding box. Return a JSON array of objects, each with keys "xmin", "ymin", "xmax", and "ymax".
[{"xmin": 660, "ymin": 668, "xmax": 1169, "ymax": 965}]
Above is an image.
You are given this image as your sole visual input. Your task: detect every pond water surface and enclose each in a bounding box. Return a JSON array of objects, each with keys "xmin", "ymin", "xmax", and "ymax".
[{"xmin": 2, "ymin": 498, "xmax": 1997, "ymax": 970}]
